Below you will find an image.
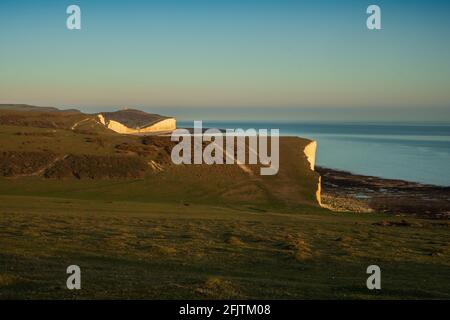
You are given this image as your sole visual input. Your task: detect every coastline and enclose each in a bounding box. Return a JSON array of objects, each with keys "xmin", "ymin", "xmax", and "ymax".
[{"xmin": 317, "ymin": 166, "xmax": 450, "ymax": 219}]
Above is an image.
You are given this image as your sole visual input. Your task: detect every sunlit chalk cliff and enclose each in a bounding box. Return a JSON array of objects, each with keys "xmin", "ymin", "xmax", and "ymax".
[
  {"xmin": 98, "ymin": 109, "xmax": 176, "ymax": 134},
  {"xmin": 303, "ymin": 140, "xmax": 322, "ymax": 206}
]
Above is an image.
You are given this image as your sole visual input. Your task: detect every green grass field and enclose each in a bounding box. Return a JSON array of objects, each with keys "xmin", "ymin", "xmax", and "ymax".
[
  {"xmin": 0, "ymin": 107, "xmax": 449, "ymax": 299},
  {"xmin": 1, "ymin": 191, "xmax": 449, "ymax": 299}
]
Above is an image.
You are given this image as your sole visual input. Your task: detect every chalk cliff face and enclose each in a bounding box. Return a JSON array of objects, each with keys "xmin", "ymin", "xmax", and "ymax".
[
  {"xmin": 303, "ymin": 140, "xmax": 322, "ymax": 206},
  {"xmin": 139, "ymin": 118, "xmax": 176, "ymax": 133},
  {"xmin": 98, "ymin": 110, "xmax": 176, "ymax": 134},
  {"xmin": 303, "ymin": 141, "xmax": 317, "ymax": 171}
]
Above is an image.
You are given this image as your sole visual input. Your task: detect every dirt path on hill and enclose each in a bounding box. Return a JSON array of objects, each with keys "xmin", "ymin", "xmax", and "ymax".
[
  {"xmin": 213, "ymin": 143, "xmax": 255, "ymax": 176},
  {"xmin": 15, "ymin": 154, "xmax": 68, "ymax": 177},
  {"xmin": 71, "ymin": 118, "xmax": 91, "ymax": 130}
]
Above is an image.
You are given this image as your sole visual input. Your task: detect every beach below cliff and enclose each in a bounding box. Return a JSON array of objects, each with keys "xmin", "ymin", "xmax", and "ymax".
[{"xmin": 317, "ymin": 167, "xmax": 450, "ymax": 219}]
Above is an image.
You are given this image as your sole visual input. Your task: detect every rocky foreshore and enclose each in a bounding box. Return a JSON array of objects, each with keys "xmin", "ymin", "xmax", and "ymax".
[{"xmin": 317, "ymin": 167, "xmax": 450, "ymax": 219}]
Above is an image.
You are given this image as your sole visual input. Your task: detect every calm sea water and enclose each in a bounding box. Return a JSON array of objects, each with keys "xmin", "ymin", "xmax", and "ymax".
[{"xmin": 178, "ymin": 121, "xmax": 450, "ymax": 186}]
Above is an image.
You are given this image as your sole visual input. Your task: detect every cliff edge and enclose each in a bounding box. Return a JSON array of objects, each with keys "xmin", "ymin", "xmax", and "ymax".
[
  {"xmin": 98, "ymin": 109, "xmax": 176, "ymax": 134},
  {"xmin": 303, "ymin": 140, "xmax": 322, "ymax": 206}
]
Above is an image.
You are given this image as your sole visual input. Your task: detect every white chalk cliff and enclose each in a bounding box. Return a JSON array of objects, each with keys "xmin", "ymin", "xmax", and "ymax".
[
  {"xmin": 97, "ymin": 109, "xmax": 176, "ymax": 134},
  {"xmin": 303, "ymin": 140, "xmax": 322, "ymax": 206}
]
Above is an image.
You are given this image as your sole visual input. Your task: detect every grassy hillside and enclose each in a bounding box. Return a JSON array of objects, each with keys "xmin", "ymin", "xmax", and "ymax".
[
  {"xmin": 0, "ymin": 106, "xmax": 320, "ymax": 209},
  {"xmin": 0, "ymin": 106, "xmax": 449, "ymax": 299},
  {"xmin": 0, "ymin": 104, "xmax": 80, "ymax": 113},
  {"xmin": 0, "ymin": 195, "xmax": 449, "ymax": 299}
]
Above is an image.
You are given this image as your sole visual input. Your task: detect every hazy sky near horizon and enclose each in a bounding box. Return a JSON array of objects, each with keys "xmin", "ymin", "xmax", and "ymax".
[{"xmin": 1, "ymin": 0, "xmax": 450, "ymax": 120}]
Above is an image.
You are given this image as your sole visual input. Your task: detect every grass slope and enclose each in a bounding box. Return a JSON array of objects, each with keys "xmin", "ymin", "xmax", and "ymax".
[
  {"xmin": 0, "ymin": 106, "xmax": 449, "ymax": 299},
  {"xmin": 0, "ymin": 195, "xmax": 449, "ymax": 299}
]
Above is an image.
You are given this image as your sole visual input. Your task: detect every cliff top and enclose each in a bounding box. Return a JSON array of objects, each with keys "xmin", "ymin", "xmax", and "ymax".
[
  {"xmin": 99, "ymin": 109, "xmax": 172, "ymax": 129},
  {"xmin": 0, "ymin": 104, "xmax": 80, "ymax": 113}
]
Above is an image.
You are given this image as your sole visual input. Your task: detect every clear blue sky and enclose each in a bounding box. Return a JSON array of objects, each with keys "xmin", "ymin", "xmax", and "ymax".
[{"xmin": 1, "ymin": 0, "xmax": 449, "ymax": 121}]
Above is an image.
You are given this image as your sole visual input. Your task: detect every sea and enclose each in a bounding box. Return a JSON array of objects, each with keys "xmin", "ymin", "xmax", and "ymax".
[{"xmin": 178, "ymin": 121, "xmax": 450, "ymax": 186}]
